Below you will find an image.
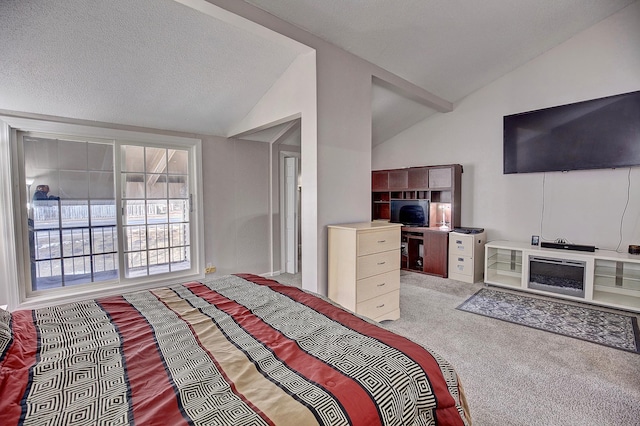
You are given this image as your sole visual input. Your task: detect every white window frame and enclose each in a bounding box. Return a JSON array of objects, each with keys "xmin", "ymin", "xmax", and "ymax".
[{"xmin": 0, "ymin": 116, "xmax": 204, "ymax": 310}]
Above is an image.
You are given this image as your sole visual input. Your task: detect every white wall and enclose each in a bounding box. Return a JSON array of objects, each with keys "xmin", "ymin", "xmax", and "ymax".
[
  {"xmin": 373, "ymin": 1, "xmax": 640, "ymax": 250},
  {"xmin": 229, "ymin": 52, "xmax": 320, "ymax": 292},
  {"xmin": 0, "ymin": 122, "xmax": 20, "ymax": 308},
  {"xmin": 231, "ymin": 45, "xmax": 373, "ymax": 296},
  {"xmin": 315, "ymin": 46, "xmax": 373, "ymax": 294}
]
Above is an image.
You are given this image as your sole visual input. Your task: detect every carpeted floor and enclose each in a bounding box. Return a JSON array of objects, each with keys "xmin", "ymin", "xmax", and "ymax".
[
  {"xmin": 383, "ymin": 271, "xmax": 640, "ymax": 426},
  {"xmin": 457, "ymin": 288, "xmax": 640, "ymax": 353},
  {"xmin": 276, "ymin": 271, "xmax": 640, "ymax": 425}
]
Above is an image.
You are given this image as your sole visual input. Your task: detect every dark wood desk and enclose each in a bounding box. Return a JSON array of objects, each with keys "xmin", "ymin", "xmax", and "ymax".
[{"xmin": 401, "ymin": 226, "xmax": 450, "ymax": 277}]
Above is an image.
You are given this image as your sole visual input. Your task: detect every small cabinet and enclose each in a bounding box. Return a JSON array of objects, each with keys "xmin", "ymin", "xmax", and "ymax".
[
  {"xmin": 408, "ymin": 167, "xmax": 429, "ymax": 188},
  {"xmin": 423, "ymin": 230, "xmax": 449, "ymax": 277},
  {"xmin": 485, "ymin": 244, "xmax": 523, "ymax": 288},
  {"xmin": 328, "ymin": 222, "xmax": 402, "ymax": 321},
  {"xmin": 593, "ymin": 258, "xmax": 640, "ymax": 311},
  {"xmin": 428, "ymin": 167, "xmax": 452, "ymax": 188},
  {"xmin": 449, "ymin": 231, "xmax": 486, "ymax": 283},
  {"xmin": 372, "ymin": 170, "xmax": 389, "ymax": 191},
  {"xmin": 388, "ymin": 169, "xmax": 408, "ymax": 190}
]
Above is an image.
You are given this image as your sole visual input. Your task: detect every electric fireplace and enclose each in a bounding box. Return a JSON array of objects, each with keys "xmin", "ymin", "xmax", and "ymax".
[{"xmin": 528, "ymin": 256, "xmax": 586, "ymax": 298}]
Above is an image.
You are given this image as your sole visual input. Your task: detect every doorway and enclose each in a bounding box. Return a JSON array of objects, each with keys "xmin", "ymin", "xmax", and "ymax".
[
  {"xmin": 282, "ymin": 154, "xmax": 301, "ymax": 274},
  {"xmin": 233, "ymin": 118, "xmax": 301, "ymax": 281}
]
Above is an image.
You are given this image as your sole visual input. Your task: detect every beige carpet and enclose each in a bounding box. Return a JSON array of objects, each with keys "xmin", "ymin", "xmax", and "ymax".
[
  {"xmin": 275, "ymin": 271, "xmax": 640, "ymax": 425},
  {"xmin": 383, "ymin": 271, "xmax": 640, "ymax": 426}
]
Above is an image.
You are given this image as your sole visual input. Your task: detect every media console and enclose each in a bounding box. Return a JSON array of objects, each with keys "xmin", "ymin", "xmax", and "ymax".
[{"xmin": 484, "ymin": 240, "xmax": 640, "ymax": 313}]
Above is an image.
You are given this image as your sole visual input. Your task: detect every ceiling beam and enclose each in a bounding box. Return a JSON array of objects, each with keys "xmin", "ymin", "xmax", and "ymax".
[
  {"xmin": 197, "ymin": 0, "xmax": 453, "ymax": 113},
  {"xmin": 272, "ymin": 119, "xmax": 300, "ymax": 145},
  {"xmin": 372, "ymin": 75, "xmax": 452, "ymax": 113},
  {"xmin": 230, "ymin": 113, "xmax": 301, "ymax": 139}
]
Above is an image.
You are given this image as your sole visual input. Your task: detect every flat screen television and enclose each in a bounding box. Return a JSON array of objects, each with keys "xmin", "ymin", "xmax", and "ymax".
[
  {"xmin": 503, "ymin": 90, "xmax": 640, "ymax": 174},
  {"xmin": 390, "ymin": 199, "xmax": 429, "ymax": 227}
]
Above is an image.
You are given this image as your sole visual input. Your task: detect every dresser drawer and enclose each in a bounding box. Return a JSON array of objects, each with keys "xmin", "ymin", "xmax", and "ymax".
[
  {"xmin": 449, "ymin": 234, "xmax": 474, "ymax": 257},
  {"xmin": 356, "ymin": 290, "xmax": 400, "ymax": 320},
  {"xmin": 356, "ymin": 270, "xmax": 400, "ymax": 303},
  {"xmin": 449, "ymin": 254, "xmax": 473, "ymax": 277},
  {"xmin": 357, "ymin": 228, "xmax": 400, "ymax": 256},
  {"xmin": 357, "ymin": 250, "xmax": 400, "ymax": 279}
]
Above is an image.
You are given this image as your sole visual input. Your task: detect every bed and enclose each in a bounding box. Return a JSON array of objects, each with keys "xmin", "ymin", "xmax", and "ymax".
[{"xmin": 0, "ymin": 273, "xmax": 470, "ymax": 425}]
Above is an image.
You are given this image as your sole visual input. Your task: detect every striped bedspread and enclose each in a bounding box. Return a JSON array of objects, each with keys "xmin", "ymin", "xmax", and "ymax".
[{"xmin": 0, "ymin": 274, "xmax": 470, "ymax": 426}]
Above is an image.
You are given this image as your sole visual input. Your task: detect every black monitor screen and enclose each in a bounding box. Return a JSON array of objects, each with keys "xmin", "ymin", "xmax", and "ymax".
[
  {"xmin": 390, "ymin": 199, "xmax": 429, "ymax": 227},
  {"xmin": 504, "ymin": 91, "xmax": 640, "ymax": 174}
]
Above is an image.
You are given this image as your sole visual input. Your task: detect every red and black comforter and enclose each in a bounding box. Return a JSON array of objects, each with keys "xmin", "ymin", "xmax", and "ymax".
[{"xmin": 0, "ymin": 274, "xmax": 470, "ymax": 425}]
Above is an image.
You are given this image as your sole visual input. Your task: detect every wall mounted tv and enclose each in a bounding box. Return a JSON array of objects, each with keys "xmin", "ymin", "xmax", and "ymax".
[
  {"xmin": 390, "ymin": 199, "xmax": 429, "ymax": 227},
  {"xmin": 503, "ymin": 90, "xmax": 640, "ymax": 174}
]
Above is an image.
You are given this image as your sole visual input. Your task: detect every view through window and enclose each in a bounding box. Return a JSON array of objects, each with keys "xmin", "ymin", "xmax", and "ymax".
[
  {"xmin": 23, "ymin": 135, "xmax": 192, "ymax": 292},
  {"xmin": 121, "ymin": 145, "xmax": 191, "ymax": 278}
]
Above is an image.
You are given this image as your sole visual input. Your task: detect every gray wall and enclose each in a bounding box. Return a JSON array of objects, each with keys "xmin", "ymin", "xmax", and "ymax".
[
  {"xmin": 314, "ymin": 46, "xmax": 373, "ymax": 295},
  {"xmin": 202, "ymin": 135, "xmax": 271, "ymax": 275}
]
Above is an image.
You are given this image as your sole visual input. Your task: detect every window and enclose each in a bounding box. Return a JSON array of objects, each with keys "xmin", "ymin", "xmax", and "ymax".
[
  {"xmin": 120, "ymin": 145, "xmax": 191, "ymax": 277},
  {"xmin": 25, "ymin": 135, "xmax": 118, "ymax": 291},
  {"xmin": 14, "ymin": 126, "xmax": 202, "ymax": 302}
]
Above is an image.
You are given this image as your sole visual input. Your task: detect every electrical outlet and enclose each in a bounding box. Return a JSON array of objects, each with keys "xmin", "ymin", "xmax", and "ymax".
[{"xmin": 205, "ymin": 265, "xmax": 216, "ymax": 274}]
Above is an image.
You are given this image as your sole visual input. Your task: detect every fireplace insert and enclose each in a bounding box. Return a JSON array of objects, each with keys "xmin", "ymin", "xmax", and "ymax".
[{"xmin": 528, "ymin": 256, "xmax": 586, "ymax": 298}]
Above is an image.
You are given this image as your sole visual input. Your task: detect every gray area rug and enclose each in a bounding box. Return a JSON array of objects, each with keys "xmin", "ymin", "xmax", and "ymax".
[{"xmin": 457, "ymin": 288, "xmax": 640, "ymax": 354}]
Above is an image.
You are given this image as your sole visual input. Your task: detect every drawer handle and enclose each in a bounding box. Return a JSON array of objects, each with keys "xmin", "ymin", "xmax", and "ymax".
[
  {"xmin": 458, "ymin": 257, "xmax": 464, "ymax": 261},
  {"xmin": 377, "ymin": 261, "xmax": 386, "ymax": 265},
  {"xmin": 377, "ymin": 282, "xmax": 386, "ymax": 287},
  {"xmin": 456, "ymin": 240, "xmax": 462, "ymax": 244},
  {"xmin": 377, "ymin": 240, "xmax": 386, "ymax": 243},
  {"xmin": 376, "ymin": 304, "xmax": 385, "ymax": 309}
]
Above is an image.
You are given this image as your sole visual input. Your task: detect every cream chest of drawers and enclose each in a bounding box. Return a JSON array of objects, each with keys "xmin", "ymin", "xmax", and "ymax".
[
  {"xmin": 328, "ymin": 222, "xmax": 402, "ymax": 322},
  {"xmin": 448, "ymin": 230, "xmax": 486, "ymax": 283}
]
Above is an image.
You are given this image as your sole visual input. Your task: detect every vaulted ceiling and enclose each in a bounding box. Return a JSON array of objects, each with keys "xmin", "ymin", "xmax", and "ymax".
[
  {"xmin": 1, "ymin": 0, "xmax": 635, "ymax": 145},
  {"xmin": 0, "ymin": 0, "xmax": 306, "ymax": 136}
]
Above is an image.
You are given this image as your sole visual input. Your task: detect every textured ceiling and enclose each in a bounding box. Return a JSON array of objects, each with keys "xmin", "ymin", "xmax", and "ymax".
[
  {"xmin": 0, "ymin": 0, "xmax": 305, "ymax": 136},
  {"xmin": 245, "ymin": 0, "xmax": 635, "ymax": 145},
  {"xmin": 245, "ymin": 0, "xmax": 636, "ymax": 103},
  {"xmin": 0, "ymin": 0, "xmax": 635, "ymax": 144}
]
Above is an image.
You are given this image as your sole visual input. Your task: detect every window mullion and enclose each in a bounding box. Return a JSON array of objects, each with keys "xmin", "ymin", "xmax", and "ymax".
[{"xmin": 114, "ymin": 140, "xmax": 126, "ymax": 283}]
